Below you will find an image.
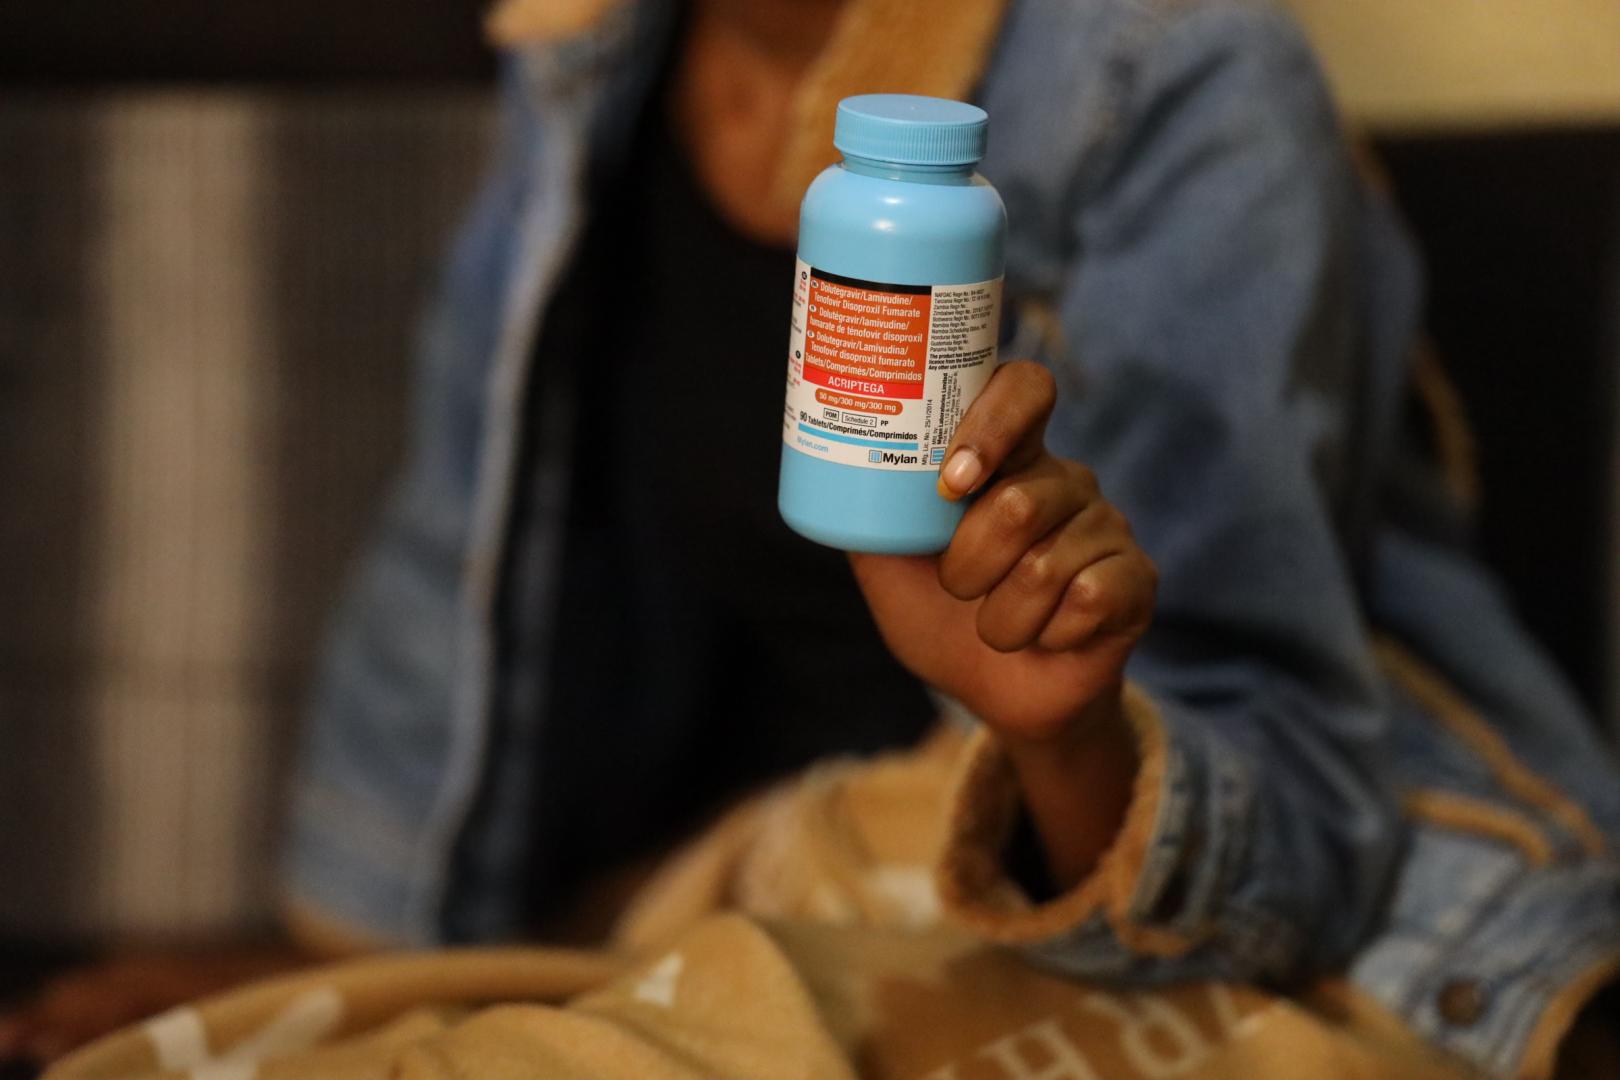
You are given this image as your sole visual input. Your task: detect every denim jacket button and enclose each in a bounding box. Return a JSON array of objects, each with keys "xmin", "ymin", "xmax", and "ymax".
[{"xmin": 1437, "ymin": 979, "xmax": 1488, "ymax": 1026}]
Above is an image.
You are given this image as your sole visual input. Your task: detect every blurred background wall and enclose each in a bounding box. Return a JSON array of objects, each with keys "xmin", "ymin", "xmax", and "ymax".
[
  {"xmin": 1284, "ymin": 0, "xmax": 1620, "ymax": 735},
  {"xmin": 0, "ymin": 0, "xmax": 1615, "ymax": 944},
  {"xmin": 0, "ymin": 7, "xmax": 495, "ymax": 940}
]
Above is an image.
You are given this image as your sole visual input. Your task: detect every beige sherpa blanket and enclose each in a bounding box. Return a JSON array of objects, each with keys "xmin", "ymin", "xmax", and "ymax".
[{"xmin": 46, "ymin": 727, "xmax": 1464, "ymax": 1080}]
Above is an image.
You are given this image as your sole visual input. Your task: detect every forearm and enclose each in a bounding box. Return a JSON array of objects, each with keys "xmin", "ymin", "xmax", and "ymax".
[{"xmin": 998, "ymin": 683, "xmax": 1140, "ymax": 892}]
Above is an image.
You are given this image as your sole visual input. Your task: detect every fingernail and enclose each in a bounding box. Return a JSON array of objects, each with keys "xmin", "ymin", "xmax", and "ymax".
[{"xmin": 940, "ymin": 448, "xmax": 982, "ymax": 498}]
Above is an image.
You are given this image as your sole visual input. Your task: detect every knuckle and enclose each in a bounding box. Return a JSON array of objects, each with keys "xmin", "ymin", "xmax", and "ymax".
[
  {"xmin": 1061, "ymin": 459, "xmax": 1100, "ymax": 502},
  {"xmin": 1101, "ymin": 502, "xmax": 1131, "ymax": 537},
  {"xmin": 1010, "ymin": 548, "xmax": 1060, "ymax": 595},
  {"xmin": 991, "ymin": 483, "xmax": 1041, "ymax": 536},
  {"xmin": 1061, "ymin": 569, "xmax": 1108, "ymax": 615},
  {"xmin": 1015, "ymin": 360, "xmax": 1058, "ymax": 408}
]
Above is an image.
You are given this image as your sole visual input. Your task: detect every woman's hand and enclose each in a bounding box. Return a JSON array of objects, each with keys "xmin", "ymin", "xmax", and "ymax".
[{"xmin": 850, "ymin": 361, "xmax": 1157, "ymax": 887}]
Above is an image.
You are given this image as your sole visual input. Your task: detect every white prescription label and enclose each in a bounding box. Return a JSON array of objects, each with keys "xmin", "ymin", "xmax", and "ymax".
[{"xmin": 783, "ymin": 259, "xmax": 1001, "ymax": 471}]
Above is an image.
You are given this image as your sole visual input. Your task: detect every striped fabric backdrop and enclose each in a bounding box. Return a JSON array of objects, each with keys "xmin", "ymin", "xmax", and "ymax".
[{"xmin": 0, "ymin": 91, "xmax": 494, "ymax": 940}]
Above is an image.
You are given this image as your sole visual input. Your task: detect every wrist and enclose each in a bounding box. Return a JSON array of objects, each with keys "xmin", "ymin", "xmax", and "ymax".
[{"xmin": 997, "ymin": 681, "xmax": 1130, "ymax": 769}]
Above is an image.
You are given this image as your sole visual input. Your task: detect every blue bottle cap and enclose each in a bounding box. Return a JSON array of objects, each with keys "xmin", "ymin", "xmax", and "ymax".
[{"xmin": 833, "ymin": 94, "xmax": 989, "ymax": 167}]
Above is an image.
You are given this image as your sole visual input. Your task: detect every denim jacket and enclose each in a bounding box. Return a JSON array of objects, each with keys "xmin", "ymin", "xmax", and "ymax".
[{"xmin": 284, "ymin": 1, "xmax": 1620, "ymax": 1075}]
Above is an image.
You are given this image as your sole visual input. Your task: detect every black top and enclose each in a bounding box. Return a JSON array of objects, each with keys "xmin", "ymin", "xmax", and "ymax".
[{"xmin": 509, "ymin": 102, "xmax": 935, "ymax": 917}]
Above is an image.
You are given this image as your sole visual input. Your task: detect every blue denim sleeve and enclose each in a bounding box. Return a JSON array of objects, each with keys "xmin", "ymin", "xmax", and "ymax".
[
  {"xmin": 940, "ymin": 2, "xmax": 1415, "ymax": 983},
  {"xmin": 278, "ymin": 58, "xmax": 540, "ymax": 946}
]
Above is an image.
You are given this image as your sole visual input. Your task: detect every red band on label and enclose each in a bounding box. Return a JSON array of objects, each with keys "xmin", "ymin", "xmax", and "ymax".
[
  {"xmin": 801, "ymin": 365, "xmax": 922, "ymax": 399},
  {"xmin": 801, "ymin": 275, "xmax": 932, "ymax": 401}
]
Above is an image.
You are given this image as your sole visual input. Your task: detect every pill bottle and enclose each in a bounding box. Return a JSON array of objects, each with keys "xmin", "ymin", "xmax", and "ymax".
[{"xmin": 778, "ymin": 94, "xmax": 1005, "ymax": 554}]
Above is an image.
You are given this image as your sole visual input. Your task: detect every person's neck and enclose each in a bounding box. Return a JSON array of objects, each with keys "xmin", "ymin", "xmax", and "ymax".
[
  {"xmin": 690, "ymin": 0, "xmax": 847, "ymax": 73},
  {"xmin": 671, "ymin": 0, "xmax": 848, "ymax": 243}
]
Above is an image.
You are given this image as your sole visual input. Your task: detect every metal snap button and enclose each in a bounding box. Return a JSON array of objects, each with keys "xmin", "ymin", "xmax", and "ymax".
[{"xmin": 1437, "ymin": 979, "xmax": 1488, "ymax": 1026}]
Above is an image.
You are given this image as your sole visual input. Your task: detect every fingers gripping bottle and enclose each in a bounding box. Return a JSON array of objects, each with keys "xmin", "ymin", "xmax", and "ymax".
[{"xmin": 778, "ymin": 94, "xmax": 1006, "ymax": 554}]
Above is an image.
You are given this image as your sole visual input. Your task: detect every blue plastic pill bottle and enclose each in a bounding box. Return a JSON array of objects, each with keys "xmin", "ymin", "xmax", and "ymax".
[{"xmin": 778, "ymin": 93, "xmax": 1006, "ymax": 554}]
